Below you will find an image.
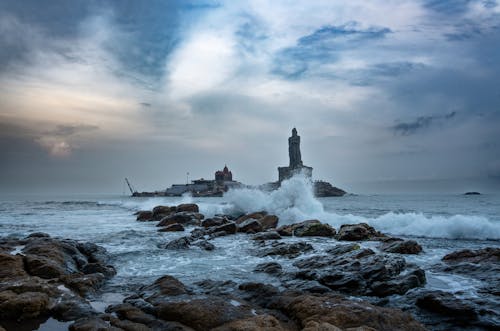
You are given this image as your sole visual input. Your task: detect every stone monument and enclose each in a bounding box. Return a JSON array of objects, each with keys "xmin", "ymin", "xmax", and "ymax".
[{"xmin": 278, "ymin": 128, "xmax": 313, "ymax": 183}]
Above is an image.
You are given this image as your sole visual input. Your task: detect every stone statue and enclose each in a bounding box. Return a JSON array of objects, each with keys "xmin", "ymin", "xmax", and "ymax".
[{"xmin": 288, "ymin": 128, "xmax": 303, "ymax": 168}]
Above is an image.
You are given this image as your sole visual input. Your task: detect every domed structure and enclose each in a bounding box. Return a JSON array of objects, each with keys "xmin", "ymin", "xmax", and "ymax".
[{"xmin": 215, "ymin": 165, "xmax": 233, "ymax": 182}]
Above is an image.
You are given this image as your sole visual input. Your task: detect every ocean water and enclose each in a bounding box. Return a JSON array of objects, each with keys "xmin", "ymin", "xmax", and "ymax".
[{"xmin": 1, "ymin": 176, "xmax": 499, "ymax": 312}]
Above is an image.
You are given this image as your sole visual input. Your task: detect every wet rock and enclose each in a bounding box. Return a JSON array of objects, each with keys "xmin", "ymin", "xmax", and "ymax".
[
  {"xmin": 0, "ymin": 290, "xmax": 50, "ymax": 320},
  {"xmin": 442, "ymin": 247, "xmax": 500, "ymax": 263},
  {"xmin": 192, "ymin": 239, "xmax": 215, "ymax": 251},
  {"xmin": 0, "ymin": 253, "xmax": 28, "ymax": 279},
  {"xmin": 254, "ymin": 262, "xmax": 283, "ymax": 275},
  {"xmin": 276, "ymin": 220, "xmax": 334, "ymax": 237},
  {"xmin": 69, "ymin": 316, "xmax": 122, "ymax": 331},
  {"xmin": 139, "ymin": 275, "xmax": 190, "ymax": 304},
  {"xmin": 157, "ymin": 212, "xmax": 203, "ymax": 227},
  {"xmin": 370, "ymin": 268, "xmax": 426, "ymax": 297},
  {"xmin": 176, "ymin": 203, "xmax": 199, "ymax": 213},
  {"xmin": 156, "ymin": 295, "xmax": 255, "ymax": 330},
  {"xmin": 51, "ymin": 296, "xmax": 97, "ymax": 321},
  {"xmin": 259, "ymin": 215, "xmax": 279, "ymax": 230},
  {"xmin": 211, "ymin": 222, "xmax": 237, "ymax": 235},
  {"xmin": 235, "ymin": 211, "xmax": 267, "ymax": 224},
  {"xmin": 211, "ymin": 314, "xmax": 286, "ymax": 331},
  {"xmin": 380, "ymin": 239, "xmax": 423, "ymax": 254},
  {"xmin": 81, "ymin": 262, "xmax": 116, "ymax": 278},
  {"xmin": 279, "ymin": 293, "xmax": 426, "ymax": 331},
  {"xmin": 258, "ymin": 241, "xmax": 313, "ymax": 258},
  {"xmin": 158, "ymin": 223, "xmax": 185, "ymax": 232},
  {"xmin": 302, "ymin": 321, "xmax": 343, "ymax": 331},
  {"xmin": 237, "ymin": 219, "xmax": 263, "ymax": 233},
  {"xmin": 190, "ymin": 227, "xmax": 208, "ymax": 239},
  {"xmin": 294, "ymin": 221, "xmax": 336, "ymax": 237},
  {"xmin": 164, "ymin": 236, "xmax": 191, "ymax": 250},
  {"xmin": 416, "ymin": 291, "xmax": 478, "ymax": 320},
  {"xmin": 325, "ymin": 243, "xmax": 360, "ymax": 255},
  {"xmin": 136, "ymin": 210, "xmax": 153, "ymax": 221},
  {"xmin": 152, "ymin": 205, "xmax": 176, "ymax": 221},
  {"xmin": 335, "ymin": 223, "xmax": 386, "ymax": 241},
  {"xmin": 252, "ymin": 231, "xmax": 282, "ymax": 241},
  {"xmin": 62, "ymin": 273, "xmax": 105, "ymax": 296},
  {"xmin": 23, "ymin": 254, "xmax": 66, "ymax": 279},
  {"xmin": 202, "ymin": 217, "xmax": 228, "ymax": 228},
  {"xmin": 27, "ymin": 232, "xmax": 51, "ymax": 238},
  {"xmin": 209, "ymin": 231, "xmax": 232, "ymax": 239}
]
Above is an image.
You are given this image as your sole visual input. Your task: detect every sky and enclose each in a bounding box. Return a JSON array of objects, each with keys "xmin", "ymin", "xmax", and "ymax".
[{"xmin": 1, "ymin": 0, "xmax": 500, "ymax": 195}]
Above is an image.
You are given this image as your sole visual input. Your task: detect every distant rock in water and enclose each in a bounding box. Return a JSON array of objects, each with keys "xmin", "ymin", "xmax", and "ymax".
[
  {"xmin": 314, "ymin": 180, "xmax": 346, "ymax": 197},
  {"xmin": 464, "ymin": 191, "xmax": 481, "ymax": 195}
]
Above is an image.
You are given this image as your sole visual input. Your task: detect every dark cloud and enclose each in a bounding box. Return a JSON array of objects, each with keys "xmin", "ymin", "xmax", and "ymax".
[
  {"xmin": 392, "ymin": 112, "xmax": 457, "ymax": 136},
  {"xmin": 272, "ymin": 23, "xmax": 391, "ymax": 79}
]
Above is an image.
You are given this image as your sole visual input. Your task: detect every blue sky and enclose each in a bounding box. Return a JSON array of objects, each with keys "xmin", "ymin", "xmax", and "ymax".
[{"xmin": 0, "ymin": 0, "xmax": 499, "ymax": 193}]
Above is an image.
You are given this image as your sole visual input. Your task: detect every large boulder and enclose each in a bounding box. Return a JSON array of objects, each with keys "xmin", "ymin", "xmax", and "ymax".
[
  {"xmin": 336, "ymin": 223, "xmax": 386, "ymax": 241},
  {"xmin": 237, "ymin": 219, "xmax": 263, "ymax": 233},
  {"xmin": 277, "ymin": 220, "xmax": 334, "ymax": 237},
  {"xmin": 380, "ymin": 239, "xmax": 423, "ymax": 254},
  {"xmin": 416, "ymin": 291, "xmax": 478, "ymax": 320},
  {"xmin": 136, "ymin": 210, "xmax": 153, "ymax": 221},
  {"xmin": 0, "ymin": 290, "xmax": 50, "ymax": 320},
  {"xmin": 211, "ymin": 314, "xmax": 286, "ymax": 331},
  {"xmin": 158, "ymin": 223, "xmax": 185, "ymax": 232},
  {"xmin": 176, "ymin": 203, "xmax": 199, "ymax": 213},
  {"xmin": 210, "ymin": 222, "xmax": 237, "ymax": 235},
  {"xmin": 0, "ymin": 253, "xmax": 28, "ymax": 279},
  {"xmin": 259, "ymin": 215, "xmax": 279, "ymax": 230},
  {"xmin": 235, "ymin": 211, "xmax": 267, "ymax": 224},
  {"xmin": 257, "ymin": 241, "xmax": 313, "ymax": 258},
  {"xmin": 164, "ymin": 237, "xmax": 192, "ymax": 250},
  {"xmin": 156, "ymin": 296, "xmax": 255, "ymax": 330},
  {"xmin": 442, "ymin": 247, "xmax": 500, "ymax": 263},
  {"xmin": 157, "ymin": 212, "xmax": 203, "ymax": 227}
]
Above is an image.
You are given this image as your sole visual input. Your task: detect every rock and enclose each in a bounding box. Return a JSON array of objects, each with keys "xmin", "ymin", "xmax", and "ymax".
[
  {"xmin": 276, "ymin": 220, "xmax": 334, "ymax": 237},
  {"xmin": 279, "ymin": 293, "xmax": 426, "ymax": 331},
  {"xmin": 211, "ymin": 222, "xmax": 237, "ymax": 235},
  {"xmin": 192, "ymin": 239, "xmax": 215, "ymax": 251},
  {"xmin": 164, "ymin": 237, "xmax": 191, "ymax": 250},
  {"xmin": 252, "ymin": 231, "xmax": 282, "ymax": 241},
  {"xmin": 51, "ymin": 295, "xmax": 97, "ymax": 321},
  {"xmin": 464, "ymin": 191, "xmax": 481, "ymax": 195},
  {"xmin": 209, "ymin": 231, "xmax": 232, "ymax": 239},
  {"xmin": 140, "ymin": 275, "xmax": 189, "ymax": 302},
  {"xmin": 259, "ymin": 215, "xmax": 279, "ymax": 230},
  {"xmin": 380, "ymin": 240, "xmax": 423, "ymax": 254},
  {"xmin": 27, "ymin": 232, "xmax": 51, "ymax": 238},
  {"xmin": 81, "ymin": 262, "xmax": 116, "ymax": 278},
  {"xmin": 202, "ymin": 217, "xmax": 228, "ymax": 228},
  {"xmin": 238, "ymin": 219, "xmax": 263, "ymax": 233},
  {"xmin": 176, "ymin": 203, "xmax": 199, "ymax": 213},
  {"xmin": 157, "ymin": 212, "xmax": 203, "ymax": 227},
  {"xmin": 258, "ymin": 241, "xmax": 313, "ymax": 258},
  {"xmin": 294, "ymin": 221, "xmax": 336, "ymax": 237},
  {"xmin": 63, "ymin": 273, "xmax": 105, "ymax": 296},
  {"xmin": 211, "ymin": 314, "xmax": 286, "ymax": 331},
  {"xmin": 314, "ymin": 181, "xmax": 346, "ymax": 197},
  {"xmin": 156, "ymin": 296, "xmax": 255, "ymax": 330},
  {"xmin": 302, "ymin": 321, "xmax": 343, "ymax": 331},
  {"xmin": 158, "ymin": 223, "xmax": 185, "ymax": 232},
  {"xmin": 442, "ymin": 247, "xmax": 500, "ymax": 263},
  {"xmin": 190, "ymin": 227, "xmax": 208, "ymax": 239},
  {"xmin": 0, "ymin": 290, "xmax": 50, "ymax": 320},
  {"xmin": 235, "ymin": 211, "xmax": 267, "ymax": 224},
  {"xmin": 416, "ymin": 291, "xmax": 478, "ymax": 320},
  {"xmin": 152, "ymin": 205, "xmax": 176, "ymax": 221},
  {"xmin": 370, "ymin": 268, "xmax": 426, "ymax": 297},
  {"xmin": 0, "ymin": 253, "xmax": 28, "ymax": 279},
  {"xmin": 23, "ymin": 254, "xmax": 67, "ymax": 279},
  {"xmin": 254, "ymin": 262, "xmax": 283, "ymax": 275},
  {"xmin": 136, "ymin": 211, "xmax": 153, "ymax": 221},
  {"xmin": 69, "ymin": 316, "xmax": 122, "ymax": 331},
  {"xmin": 335, "ymin": 223, "xmax": 385, "ymax": 241},
  {"xmin": 106, "ymin": 303, "xmax": 157, "ymax": 325}
]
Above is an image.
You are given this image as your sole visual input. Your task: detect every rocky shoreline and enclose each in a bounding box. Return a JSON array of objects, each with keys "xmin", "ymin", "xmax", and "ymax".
[{"xmin": 1, "ymin": 203, "xmax": 498, "ymax": 330}]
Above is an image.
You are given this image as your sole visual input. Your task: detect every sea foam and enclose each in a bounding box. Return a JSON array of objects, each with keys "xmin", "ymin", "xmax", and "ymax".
[{"xmin": 223, "ymin": 175, "xmax": 500, "ymax": 240}]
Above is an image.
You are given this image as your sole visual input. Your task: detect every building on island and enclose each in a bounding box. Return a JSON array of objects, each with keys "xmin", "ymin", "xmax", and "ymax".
[
  {"xmin": 164, "ymin": 165, "xmax": 241, "ymax": 196},
  {"xmin": 278, "ymin": 128, "xmax": 313, "ymax": 182}
]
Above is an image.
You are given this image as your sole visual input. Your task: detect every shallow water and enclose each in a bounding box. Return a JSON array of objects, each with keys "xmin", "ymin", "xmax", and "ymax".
[{"xmin": 1, "ymin": 177, "xmax": 499, "ymax": 310}]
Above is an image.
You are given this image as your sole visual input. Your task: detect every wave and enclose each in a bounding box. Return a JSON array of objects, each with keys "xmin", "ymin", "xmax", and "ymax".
[{"xmin": 220, "ymin": 174, "xmax": 500, "ymax": 240}]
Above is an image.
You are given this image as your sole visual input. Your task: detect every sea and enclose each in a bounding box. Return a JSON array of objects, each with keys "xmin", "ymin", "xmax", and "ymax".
[{"xmin": 1, "ymin": 176, "xmax": 499, "ymax": 328}]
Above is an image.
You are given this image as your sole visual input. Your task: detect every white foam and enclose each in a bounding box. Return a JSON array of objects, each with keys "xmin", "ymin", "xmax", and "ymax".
[{"xmin": 219, "ymin": 174, "xmax": 500, "ymax": 240}]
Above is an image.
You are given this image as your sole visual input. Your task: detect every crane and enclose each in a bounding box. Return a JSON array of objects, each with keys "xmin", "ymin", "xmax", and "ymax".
[{"xmin": 124, "ymin": 178, "xmax": 137, "ymax": 195}]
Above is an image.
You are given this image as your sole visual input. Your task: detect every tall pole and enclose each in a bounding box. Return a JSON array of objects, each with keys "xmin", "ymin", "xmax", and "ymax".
[{"xmin": 186, "ymin": 172, "xmax": 189, "ymax": 184}]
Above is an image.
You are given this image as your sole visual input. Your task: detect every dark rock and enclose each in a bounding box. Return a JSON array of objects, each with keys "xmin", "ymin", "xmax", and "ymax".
[
  {"xmin": 370, "ymin": 268, "xmax": 426, "ymax": 297},
  {"xmin": 201, "ymin": 217, "xmax": 228, "ymax": 228},
  {"xmin": 442, "ymin": 247, "xmax": 500, "ymax": 263},
  {"xmin": 156, "ymin": 296, "xmax": 255, "ymax": 330},
  {"xmin": 211, "ymin": 314, "xmax": 286, "ymax": 331},
  {"xmin": 235, "ymin": 211, "xmax": 267, "ymax": 224},
  {"xmin": 140, "ymin": 275, "xmax": 189, "ymax": 303},
  {"xmin": 0, "ymin": 290, "xmax": 50, "ymax": 320},
  {"xmin": 237, "ymin": 219, "xmax": 263, "ymax": 233},
  {"xmin": 211, "ymin": 222, "xmax": 237, "ymax": 235},
  {"xmin": 81, "ymin": 262, "xmax": 116, "ymax": 278},
  {"xmin": 62, "ymin": 273, "xmax": 105, "ymax": 296},
  {"xmin": 325, "ymin": 243, "xmax": 360, "ymax": 255},
  {"xmin": 209, "ymin": 231, "xmax": 231, "ymax": 239},
  {"xmin": 251, "ymin": 231, "xmax": 282, "ymax": 241},
  {"xmin": 416, "ymin": 291, "xmax": 478, "ymax": 320},
  {"xmin": 158, "ymin": 223, "xmax": 185, "ymax": 232},
  {"xmin": 464, "ymin": 191, "xmax": 481, "ymax": 195},
  {"xmin": 380, "ymin": 240, "xmax": 423, "ymax": 254},
  {"xmin": 27, "ymin": 232, "xmax": 51, "ymax": 238},
  {"xmin": 254, "ymin": 262, "xmax": 283, "ymax": 275},
  {"xmin": 176, "ymin": 203, "xmax": 199, "ymax": 213},
  {"xmin": 336, "ymin": 223, "xmax": 386, "ymax": 241},
  {"xmin": 164, "ymin": 237, "xmax": 191, "ymax": 250},
  {"xmin": 157, "ymin": 212, "xmax": 203, "ymax": 227},
  {"xmin": 136, "ymin": 211, "xmax": 153, "ymax": 221},
  {"xmin": 106, "ymin": 303, "xmax": 157, "ymax": 325},
  {"xmin": 51, "ymin": 296, "xmax": 97, "ymax": 321},
  {"xmin": 294, "ymin": 221, "xmax": 336, "ymax": 237},
  {"xmin": 258, "ymin": 241, "xmax": 313, "ymax": 258},
  {"xmin": 190, "ymin": 227, "xmax": 207, "ymax": 239},
  {"xmin": 0, "ymin": 253, "xmax": 28, "ymax": 279},
  {"xmin": 259, "ymin": 215, "xmax": 279, "ymax": 230},
  {"xmin": 69, "ymin": 316, "xmax": 122, "ymax": 331},
  {"xmin": 314, "ymin": 181, "xmax": 346, "ymax": 197},
  {"xmin": 192, "ymin": 239, "xmax": 215, "ymax": 251}
]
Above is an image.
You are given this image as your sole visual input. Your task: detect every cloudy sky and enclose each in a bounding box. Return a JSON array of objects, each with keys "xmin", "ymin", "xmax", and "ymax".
[{"xmin": 1, "ymin": 0, "xmax": 500, "ymax": 195}]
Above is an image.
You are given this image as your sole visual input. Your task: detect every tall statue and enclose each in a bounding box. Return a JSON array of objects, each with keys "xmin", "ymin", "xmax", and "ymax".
[{"xmin": 288, "ymin": 128, "xmax": 303, "ymax": 168}]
